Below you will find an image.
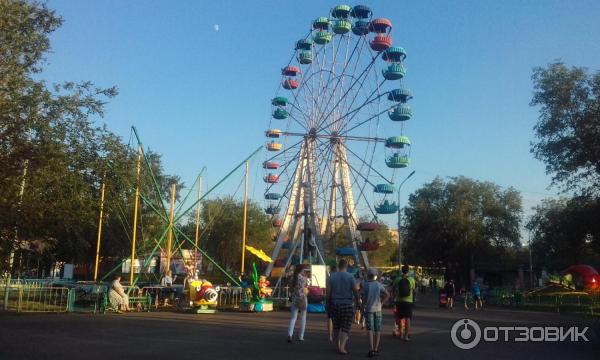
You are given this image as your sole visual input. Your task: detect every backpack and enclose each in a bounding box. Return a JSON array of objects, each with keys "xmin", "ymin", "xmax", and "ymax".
[{"xmin": 398, "ymin": 277, "xmax": 411, "ymax": 298}]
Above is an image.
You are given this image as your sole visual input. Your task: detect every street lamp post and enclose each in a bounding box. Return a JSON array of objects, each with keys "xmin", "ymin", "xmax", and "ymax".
[
  {"xmin": 528, "ymin": 230, "xmax": 533, "ymax": 288},
  {"xmin": 397, "ymin": 170, "xmax": 415, "ymax": 268}
]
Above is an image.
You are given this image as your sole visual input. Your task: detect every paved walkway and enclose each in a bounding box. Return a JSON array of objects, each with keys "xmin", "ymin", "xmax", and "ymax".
[{"xmin": 0, "ymin": 298, "xmax": 598, "ymax": 359}]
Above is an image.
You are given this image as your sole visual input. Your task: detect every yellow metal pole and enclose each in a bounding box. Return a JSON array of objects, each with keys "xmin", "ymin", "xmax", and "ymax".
[
  {"xmin": 166, "ymin": 183, "xmax": 177, "ymax": 273},
  {"xmin": 194, "ymin": 175, "xmax": 202, "ymax": 264},
  {"xmin": 93, "ymin": 178, "xmax": 107, "ymax": 282},
  {"xmin": 240, "ymin": 161, "xmax": 249, "ymax": 275},
  {"xmin": 129, "ymin": 145, "xmax": 142, "ymax": 285}
]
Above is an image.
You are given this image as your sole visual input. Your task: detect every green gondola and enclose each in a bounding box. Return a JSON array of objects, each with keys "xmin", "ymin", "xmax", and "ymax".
[
  {"xmin": 297, "ymin": 50, "xmax": 313, "ymax": 64},
  {"xmin": 382, "ymin": 63, "xmax": 406, "ymax": 80},
  {"xmin": 272, "ymin": 108, "xmax": 289, "ymax": 120},
  {"xmin": 388, "ymin": 88, "xmax": 412, "ymax": 102},
  {"xmin": 385, "ymin": 136, "xmax": 411, "ymax": 149},
  {"xmin": 314, "ymin": 31, "xmax": 332, "ymax": 45},
  {"xmin": 331, "ymin": 5, "xmax": 352, "ymax": 19},
  {"xmin": 332, "ymin": 19, "xmax": 352, "ymax": 34},
  {"xmin": 375, "ymin": 200, "xmax": 399, "ymax": 214},
  {"xmin": 386, "ymin": 154, "xmax": 410, "ymax": 168},
  {"xmin": 388, "ymin": 105, "xmax": 412, "ymax": 121},
  {"xmin": 271, "ymin": 97, "xmax": 288, "ymax": 106},
  {"xmin": 374, "ymin": 183, "xmax": 395, "ymax": 194}
]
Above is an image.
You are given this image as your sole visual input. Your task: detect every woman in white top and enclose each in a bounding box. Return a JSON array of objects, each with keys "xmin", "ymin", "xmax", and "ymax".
[{"xmin": 287, "ymin": 265, "xmax": 308, "ymax": 342}]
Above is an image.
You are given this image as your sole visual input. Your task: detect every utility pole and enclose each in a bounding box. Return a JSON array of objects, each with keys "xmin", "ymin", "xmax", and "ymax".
[
  {"xmin": 194, "ymin": 175, "xmax": 202, "ymax": 270},
  {"xmin": 528, "ymin": 230, "xmax": 533, "ymax": 288},
  {"xmin": 166, "ymin": 183, "xmax": 177, "ymax": 274},
  {"xmin": 129, "ymin": 145, "xmax": 142, "ymax": 286},
  {"xmin": 397, "ymin": 170, "xmax": 415, "ymax": 268},
  {"xmin": 93, "ymin": 178, "xmax": 107, "ymax": 282},
  {"xmin": 240, "ymin": 161, "xmax": 249, "ymax": 275}
]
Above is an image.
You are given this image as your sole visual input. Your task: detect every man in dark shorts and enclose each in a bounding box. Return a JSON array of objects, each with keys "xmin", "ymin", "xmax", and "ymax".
[
  {"xmin": 326, "ymin": 265, "xmax": 336, "ymax": 342},
  {"xmin": 393, "ymin": 265, "xmax": 415, "ymax": 341},
  {"xmin": 327, "ymin": 259, "xmax": 361, "ymax": 354}
]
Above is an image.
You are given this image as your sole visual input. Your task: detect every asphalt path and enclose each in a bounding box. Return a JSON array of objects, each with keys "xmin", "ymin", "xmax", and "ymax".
[{"xmin": 1, "ymin": 298, "xmax": 598, "ymax": 359}]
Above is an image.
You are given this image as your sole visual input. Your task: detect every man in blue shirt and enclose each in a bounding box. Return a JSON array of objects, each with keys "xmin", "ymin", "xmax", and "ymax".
[
  {"xmin": 471, "ymin": 280, "xmax": 483, "ymax": 310},
  {"xmin": 327, "ymin": 259, "xmax": 361, "ymax": 355},
  {"xmin": 361, "ymin": 268, "xmax": 390, "ymax": 357}
]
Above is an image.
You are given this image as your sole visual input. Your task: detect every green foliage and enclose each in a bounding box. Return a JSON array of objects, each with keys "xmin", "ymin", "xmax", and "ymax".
[
  {"xmin": 526, "ymin": 197, "xmax": 600, "ymax": 270},
  {"xmin": 530, "ymin": 61, "xmax": 600, "ymax": 197},
  {"xmin": 0, "ymin": 1, "xmax": 177, "ymax": 273},
  {"xmin": 363, "ymin": 222, "xmax": 398, "ymax": 267},
  {"xmin": 402, "ymin": 176, "xmax": 523, "ymax": 275},
  {"xmin": 191, "ymin": 196, "xmax": 272, "ymax": 276}
]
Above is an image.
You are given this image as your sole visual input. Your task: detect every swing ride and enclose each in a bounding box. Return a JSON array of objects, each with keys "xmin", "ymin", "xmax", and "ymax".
[
  {"xmin": 93, "ymin": 126, "xmax": 262, "ymax": 313},
  {"xmin": 263, "ymin": 5, "xmax": 414, "ymax": 287}
]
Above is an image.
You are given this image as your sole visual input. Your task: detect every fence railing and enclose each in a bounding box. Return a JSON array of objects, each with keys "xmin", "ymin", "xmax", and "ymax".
[
  {"xmin": 217, "ymin": 286, "xmax": 244, "ymax": 310},
  {"xmin": 1, "ymin": 285, "xmax": 70, "ymax": 313},
  {"xmin": 485, "ymin": 287, "xmax": 600, "ymax": 317}
]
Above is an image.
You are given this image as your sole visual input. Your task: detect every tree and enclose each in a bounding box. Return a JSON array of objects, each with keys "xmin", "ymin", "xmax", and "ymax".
[
  {"xmin": 526, "ymin": 197, "xmax": 600, "ymax": 270},
  {"xmin": 364, "ymin": 222, "xmax": 398, "ymax": 267},
  {"xmin": 402, "ymin": 176, "xmax": 523, "ymax": 281},
  {"xmin": 528, "ymin": 61, "xmax": 600, "ymax": 272},
  {"xmin": 530, "ymin": 61, "xmax": 600, "ymax": 197},
  {"xmin": 0, "ymin": 1, "xmax": 177, "ymax": 276},
  {"xmin": 188, "ymin": 196, "xmax": 272, "ymax": 276}
]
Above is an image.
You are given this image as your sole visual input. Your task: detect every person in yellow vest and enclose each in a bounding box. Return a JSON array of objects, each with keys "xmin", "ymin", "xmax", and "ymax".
[{"xmin": 392, "ymin": 265, "xmax": 415, "ymax": 341}]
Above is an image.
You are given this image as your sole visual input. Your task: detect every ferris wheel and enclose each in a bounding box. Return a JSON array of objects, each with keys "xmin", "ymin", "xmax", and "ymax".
[{"xmin": 263, "ymin": 5, "xmax": 413, "ymax": 277}]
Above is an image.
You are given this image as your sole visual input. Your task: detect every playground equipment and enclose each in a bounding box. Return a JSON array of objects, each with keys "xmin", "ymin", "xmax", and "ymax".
[
  {"xmin": 180, "ymin": 279, "xmax": 220, "ymax": 314},
  {"xmin": 240, "ymin": 246, "xmax": 274, "ymax": 312},
  {"xmin": 92, "ymin": 127, "xmax": 263, "ymax": 305},
  {"xmin": 241, "ymin": 262, "xmax": 274, "ymax": 312},
  {"xmin": 263, "ymin": 5, "xmax": 415, "ymax": 292}
]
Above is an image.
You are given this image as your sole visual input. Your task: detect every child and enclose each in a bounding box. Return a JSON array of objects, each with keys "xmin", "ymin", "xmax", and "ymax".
[{"xmin": 361, "ymin": 268, "xmax": 390, "ymax": 357}]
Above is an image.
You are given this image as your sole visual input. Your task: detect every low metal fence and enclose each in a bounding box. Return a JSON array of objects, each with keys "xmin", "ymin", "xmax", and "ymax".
[
  {"xmin": 1, "ymin": 285, "xmax": 70, "ymax": 312},
  {"xmin": 485, "ymin": 287, "xmax": 600, "ymax": 317},
  {"xmin": 217, "ymin": 286, "xmax": 245, "ymax": 310}
]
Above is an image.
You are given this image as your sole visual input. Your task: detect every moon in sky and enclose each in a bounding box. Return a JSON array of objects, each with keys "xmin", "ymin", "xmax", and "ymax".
[{"xmin": 213, "ymin": 24, "xmax": 219, "ymax": 32}]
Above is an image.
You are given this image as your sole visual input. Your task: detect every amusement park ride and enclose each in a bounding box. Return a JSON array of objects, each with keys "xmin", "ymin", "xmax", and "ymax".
[
  {"xmin": 262, "ymin": 5, "xmax": 414, "ymax": 288},
  {"xmin": 92, "ymin": 4, "xmax": 415, "ymax": 313}
]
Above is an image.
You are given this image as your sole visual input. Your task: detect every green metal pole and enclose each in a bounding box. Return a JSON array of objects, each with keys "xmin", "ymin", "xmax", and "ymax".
[
  {"xmin": 174, "ymin": 146, "xmax": 262, "ymax": 223},
  {"xmin": 131, "ymin": 126, "xmax": 169, "ymax": 219}
]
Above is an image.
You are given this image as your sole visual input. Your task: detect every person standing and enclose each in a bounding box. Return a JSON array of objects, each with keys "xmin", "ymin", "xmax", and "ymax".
[
  {"xmin": 444, "ymin": 279, "xmax": 455, "ymax": 309},
  {"xmin": 471, "ymin": 280, "xmax": 483, "ymax": 310},
  {"xmin": 326, "ymin": 265, "xmax": 337, "ymax": 342},
  {"xmin": 361, "ymin": 268, "xmax": 390, "ymax": 357},
  {"xmin": 327, "ymin": 259, "xmax": 361, "ymax": 355},
  {"xmin": 287, "ymin": 265, "xmax": 308, "ymax": 342},
  {"xmin": 393, "ymin": 265, "xmax": 415, "ymax": 341}
]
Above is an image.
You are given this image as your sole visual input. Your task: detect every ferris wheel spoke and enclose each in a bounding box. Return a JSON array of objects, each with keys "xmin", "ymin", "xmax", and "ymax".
[
  {"xmin": 346, "ymin": 166, "xmax": 379, "ymax": 220},
  {"xmin": 313, "ymin": 36, "xmax": 365, "ymax": 132},
  {"xmin": 285, "ymin": 45, "xmax": 331, "ymax": 128},
  {"xmin": 337, "ymin": 79, "xmax": 386, "ymax": 134},
  {"xmin": 315, "ymin": 50, "xmax": 382, "ymax": 132},
  {"xmin": 323, "ymin": 89, "xmax": 388, "ymax": 133},
  {"xmin": 344, "ymin": 144, "xmax": 394, "ymax": 184},
  {"xmin": 339, "ymin": 103, "xmax": 397, "ymax": 136},
  {"xmin": 335, "ymin": 148, "xmax": 378, "ymax": 189},
  {"xmin": 312, "ymin": 35, "xmax": 353, "ymax": 129}
]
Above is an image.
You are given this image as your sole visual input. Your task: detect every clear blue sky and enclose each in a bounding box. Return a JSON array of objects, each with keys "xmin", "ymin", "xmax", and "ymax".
[{"xmin": 42, "ymin": 0, "xmax": 600, "ymax": 236}]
